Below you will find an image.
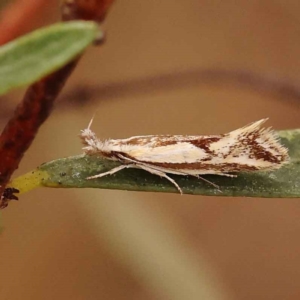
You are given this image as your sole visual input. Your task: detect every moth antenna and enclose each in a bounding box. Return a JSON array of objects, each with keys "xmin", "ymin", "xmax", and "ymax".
[
  {"xmin": 87, "ymin": 107, "xmax": 102, "ymax": 130},
  {"xmin": 80, "ymin": 112, "xmax": 99, "ymax": 152},
  {"xmin": 87, "ymin": 114, "xmax": 95, "ymax": 130}
]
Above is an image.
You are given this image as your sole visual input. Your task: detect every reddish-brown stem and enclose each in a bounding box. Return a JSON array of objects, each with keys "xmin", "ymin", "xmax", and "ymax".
[
  {"xmin": 0, "ymin": 0, "xmax": 114, "ymax": 208},
  {"xmin": 0, "ymin": 61, "xmax": 79, "ymax": 208}
]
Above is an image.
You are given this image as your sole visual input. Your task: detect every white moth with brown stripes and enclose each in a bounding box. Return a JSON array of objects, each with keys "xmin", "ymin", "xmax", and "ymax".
[{"xmin": 80, "ymin": 118, "xmax": 289, "ymax": 193}]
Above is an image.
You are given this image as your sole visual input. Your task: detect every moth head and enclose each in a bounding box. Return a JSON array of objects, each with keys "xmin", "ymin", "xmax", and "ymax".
[
  {"xmin": 79, "ymin": 116, "xmax": 99, "ymax": 150},
  {"xmin": 79, "ymin": 115, "xmax": 111, "ymax": 156}
]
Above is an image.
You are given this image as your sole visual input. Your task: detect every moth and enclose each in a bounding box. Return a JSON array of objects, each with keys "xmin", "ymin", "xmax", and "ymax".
[{"xmin": 80, "ymin": 118, "xmax": 289, "ymax": 193}]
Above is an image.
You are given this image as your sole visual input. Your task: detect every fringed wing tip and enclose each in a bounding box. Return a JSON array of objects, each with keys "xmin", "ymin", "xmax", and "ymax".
[
  {"xmin": 241, "ymin": 118, "xmax": 269, "ymax": 132},
  {"xmin": 258, "ymin": 125, "xmax": 289, "ymax": 162},
  {"xmin": 232, "ymin": 118, "xmax": 289, "ymax": 165}
]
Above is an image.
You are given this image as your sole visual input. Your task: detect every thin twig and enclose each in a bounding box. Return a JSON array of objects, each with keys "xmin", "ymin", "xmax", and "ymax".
[{"xmin": 58, "ymin": 68, "xmax": 300, "ymax": 107}]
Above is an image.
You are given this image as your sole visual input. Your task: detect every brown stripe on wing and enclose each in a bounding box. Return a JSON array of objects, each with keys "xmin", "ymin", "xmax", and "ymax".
[
  {"xmin": 189, "ymin": 136, "xmax": 222, "ymax": 154},
  {"xmin": 141, "ymin": 162, "xmax": 260, "ymax": 172},
  {"xmin": 117, "ymin": 136, "xmax": 177, "ymax": 146},
  {"xmin": 241, "ymin": 131, "xmax": 285, "ymax": 163},
  {"xmin": 116, "ymin": 151, "xmax": 259, "ymax": 172},
  {"xmin": 118, "ymin": 135, "xmax": 223, "ymax": 148}
]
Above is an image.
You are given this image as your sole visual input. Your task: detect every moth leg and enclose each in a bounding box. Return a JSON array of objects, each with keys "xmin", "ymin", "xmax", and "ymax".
[
  {"xmin": 116, "ymin": 154, "xmax": 183, "ymax": 194},
  {"xmin": 198, "ymin": 175, "xmax": 221, "ymax": 191},
  {"xmin": 193, "ymin": 172, "xmax": 240, "ymax": 192},
  {"xmin": 87, "ymin": 162, "xmax": 183, "ymax": 194},
  {"xmin": 187, "ymin": 174, "xmax": 221, "ymax": 192},
  {"xmin": 213, "ymin": 173, "xmax": 237, "ymax": 178},
  {"xmin": 87, "ymin": 164, "xmax": 137, "ymax": 180},
  {"xmin": 118, "ymin": 154, "xmax": 221, "ymax": 193},
  {"xmin": 192, "ymin": 173, "xmax": 239, "ymax": 192},
  {"xmin": 137, "ymin": 165, "xmax": 183, "ymax": 194}
]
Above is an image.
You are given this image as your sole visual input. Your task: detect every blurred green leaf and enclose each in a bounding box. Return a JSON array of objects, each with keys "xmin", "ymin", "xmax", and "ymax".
[
  {"xmin": 11, "ymin": 129, "xmax": 300, "ymax": 198},
  {"xmin": 0, "ymin": 21, "xmax": 99, "ymax": 95}
]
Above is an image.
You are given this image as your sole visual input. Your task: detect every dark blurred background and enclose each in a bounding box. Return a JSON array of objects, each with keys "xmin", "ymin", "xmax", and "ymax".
[{"xmin": 1, "ymin": 1, "xmax": 300, "ymax": 299}]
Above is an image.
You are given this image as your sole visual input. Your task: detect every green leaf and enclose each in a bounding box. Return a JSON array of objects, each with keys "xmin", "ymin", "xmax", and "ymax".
[
  {"xmin": 9, "ymin": 129, "xmax": 300, "ymax": 198},
  {"xmin": 0, "ymin": 21, "xmax": 100, "ymax": 95}
]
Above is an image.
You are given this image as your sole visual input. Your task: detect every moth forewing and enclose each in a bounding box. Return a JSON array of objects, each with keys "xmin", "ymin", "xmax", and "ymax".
[{"xmin": 80, "ymin": 118, "xmax": 289, "ymax": 193}]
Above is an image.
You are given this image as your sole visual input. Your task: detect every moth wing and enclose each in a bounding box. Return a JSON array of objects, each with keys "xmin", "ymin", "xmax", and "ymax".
[
  {"xmin": 209, "ymin": 118, "xmax": 288, "ymax": 169},
  {"xmin": 121, "ymin": 138, "xmax": 210, "ymax": 164}
]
